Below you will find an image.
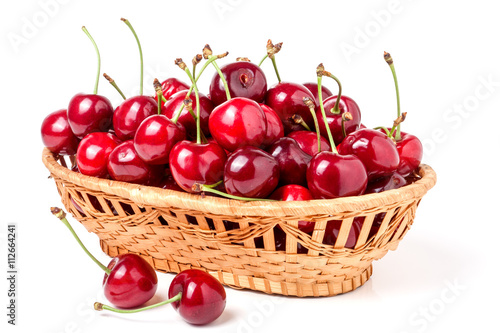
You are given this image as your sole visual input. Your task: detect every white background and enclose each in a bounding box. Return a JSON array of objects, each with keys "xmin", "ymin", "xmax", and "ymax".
[{"xmin": 1, "ymin": 0, "xmax": 499, "ymax": 332}]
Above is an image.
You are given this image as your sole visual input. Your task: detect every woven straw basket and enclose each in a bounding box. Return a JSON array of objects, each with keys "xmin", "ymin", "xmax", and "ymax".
[{"xmin": 42, "ymin": 147, "xmax": 436, "ymax": 297}]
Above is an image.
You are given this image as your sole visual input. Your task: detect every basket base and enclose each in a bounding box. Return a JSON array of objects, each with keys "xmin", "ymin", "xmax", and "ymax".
[{"xmin": 100, "ymin": 240, "xmax": 373, "ymax": 297}]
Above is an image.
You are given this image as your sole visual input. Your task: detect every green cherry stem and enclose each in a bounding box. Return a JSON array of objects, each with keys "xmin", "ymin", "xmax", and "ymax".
[
  {"xmin": 316, "ymin": 64, "xmax": 338, "ymax": 153},
  {"xmin": 259, "ymin": 40, "xmax": 283, "ymax": 83},
  {"xmin": 81, "ymin": 26, "xmax": 101, "ymax": 95},
  {"xmin": 154, "ymin": 78, "xmax": 163, "ymax": 115},
  {"xmin": 94, "ymin": 292, "xmax": 182, "ymax": 314},
  {"xmin": 103, "ymin": 73, "xmax": 126, "ymax": 100},
  {"xmin": 303, "ymin": 97, "xmax": 322, "ymax": 154},
  {"xmin": 176, "ymin": 58, "xmax": 201, "ymax": 144},
  {"xmin": 192, "ymin": 183, "xmax": 276, "ymax": 202},
  {"xmin": 384, "ymin": 51, "xmax": 401, "ymax": 141},
  {"xmin": 203, "ymin": 44, "xmax": 231, "ymax": 100},
  {"xmin": 322, "ymin": 72, "xmax": 342, "ymax": 114},
  {"xmin": 121, "ymin": 18, "xmax": 144, "ymax": 95},
  {"xmin": 50, "ymin": 207, "xmax": 111, "ymax": 274}
]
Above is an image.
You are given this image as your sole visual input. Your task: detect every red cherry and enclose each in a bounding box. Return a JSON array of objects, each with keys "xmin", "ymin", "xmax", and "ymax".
[
  {"xmin": 169, "ymin": 141, "xmax": 227, "ymax": 193},
  {"xmin": 209, "ymin": 97, "xmax": 267, "ymax": 152},
  {"xmin": 287, "ymin": 130, "xmax": 331, "ymax": 157},
  {"xmin": 157, "ymin": 167, "xmax": 184, "ymax": 192},
  {"xmin": 267, "ymin": 137, "xmax": 311, "ymax": 187},
  {"xmin": 41, "ymin": 109, "xmax": 80, "ymax": 155},
  {"xmin": 259, "ymin": 103, "xmax": 284, "ymax": 148},
  {"xmin": 157, "ymin": 77, "xmax": 190, "ymax": 101},
  {"xmin": 315, "ymin": 95, "xmax": 361, "ymax": 145},
  {"xmin": 269, "ymin": 185, "xmax": 314, "ymax": 233},
  {"xmin": 306, "ymin": 151, "xmax": 368, "ymax": 199},
  {"xmin": 67, "ymin": 94, "xmax": 114, "ymax": 139},
  {"xmin": 161, "ymin": 90, "xmax": 214, "ymax": 139},
  {"xmin": 265, "ymin": 82, "xmax": 316, "ymax": 133},
  {"xmin": 224, "ymin": 146, "xmax": 280, "ymax": 199},
  {"xmin": 113, "ymin": 96, "xmax": 157, "ymax": 141},
  {"xmin": 107, "ymin": 140, "xmax": 164, "ymax": 186},
  {"xmin": 302, "ymin": 82, "xmax": 333, "ymax": 104},
  {"xmin": 103, "ymin": 254, "xmax": 158, "ymax": 309},
  {"xmin": 209, "ymin": 60, "xmax": 267, "ymax": 106},
  {"xmin": 76, "ymin": 132, "xmax": 121, "ymax": 178},
  {"xmin": 168, "ymin": 269, "xmax": 226, "ymax": 325},
  {"xmin": 133, "ymin": 115, "xmax": 186, "ymax": 165},
  {"xmin": 323, "ymin": 218, "xmax": 363, "ymax": 249},
  {"xmin": 365, "ymin": 172, "xmax": 407, "ymax": 194},
  {"xmin": 396, "ymin": 132, "xmax": 423, "ymax": 176},
  {"xmin": 337, "ymin": 128, "xmax": 400, "ymax": 181}
]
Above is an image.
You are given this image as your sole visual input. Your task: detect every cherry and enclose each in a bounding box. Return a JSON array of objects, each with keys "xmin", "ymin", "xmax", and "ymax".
[
  {"xmin": 287, "ymin": 130, "xmax": 330, "ymax": 157},
  {"xmin": 209, "ymin": 97, "xmax": 267, "ymax": 152},
  {"xmin": 158, "ymin": 167, "xmax": 184, "ymax": 192},
  {"xmin": 269, "ymin": 185, "xmax": 314, "ymax": 233},
  {"xmin": 169, "ymin": 141, "xmax": 227, "ymax": 193},
  {"xmin": 209, "ymin": 59, "xmax": 267, "ymax": 106},
  {"xmin": 267, "ymin": 137, "xmax": 311, "ymax": 187},
  {"xmin": 273, "ymin": 226, "xmax": 308, "ymax": 254},
  {"xmin": 41, "ymin": 109, "xmax": 80, "ymax": 155},
  {"xmin": 365, "ymin": 172, "xmax": 407, "ymax": 194},
  {"xmin": 51, "ymin": 207, "xmax": 158, "ymax": 309},
  {"xmin": 302, "ymin": 82, "xmax": 333, "ymax": 104},
  {"xmin": 107, "ymin": 140, "xmax": 164, "ymax": 186},
  {"xmin": 337, "ymin": 128, "xmax": 400, "ymax": 181},
  {"xmin": 323, "ymin": 218, "xmax": 363, "ymax": 249},
  {"xmin": 315, "ymin": 95, "xmax": 361, "ymax": 145},
  {"xmin": 76, "ymin": 132, "xmax": 121, "ymax": 178},
  {"xmin": 265, "ymin": 82, "xmax": 316, "ymax": 133},
  {"xmin": 67, "ymin": 27, "xmax": 113, "ymax": 139},
  {"xmin": 95, "ymin": 269, "xmax": 226, "ymax": 326},
  {"xmin": 224, "ymin": 146, "xmax": 280, "ymax": 199},
  {"xmin": 161, "ymin": 90, "xmax": 214, "ymax": 139},
  {"xmin": 157, "ymin": 77, "xmax": 190, "ymax": 101},
  {"xmin": 259, "ymin": 103, "xmax": 284, "ymax": 148},
  {"xmin": 134, "ymin": 114, "xmax": 186, "ymax": 165}
]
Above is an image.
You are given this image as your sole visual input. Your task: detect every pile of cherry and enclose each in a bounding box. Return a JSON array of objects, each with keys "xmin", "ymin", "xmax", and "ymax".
[{"xmin": 42, "ymin": 20, "xmax": 423, "ymax": 253}]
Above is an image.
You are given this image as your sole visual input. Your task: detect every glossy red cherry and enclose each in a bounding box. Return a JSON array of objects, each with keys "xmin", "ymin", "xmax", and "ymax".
[
  {"xmin": 41, "ymin": 109, "xmax": 80, "ymax": 155},
  {"xmin": 259, "ymin": 103, "xmax": 284, "ymax": 148},
  {"xmin": 224, "ymin": 146, "xmax": 280, "ymax": 199},
  {"xmin": 315, "ymin": 95, "xmax": 361, "ymax": 145},
  {"xmin": 103, "ymin": 254, "xmax": 158, "ymax": 309},
  {"xmin": 302, "ymin": 82, "xmax": 333, "ymax": 104},
  {"xmin": 306, "ymin": 151, "xmax": 368, "ymax": 199},
  {"xmin": 209, "ymin": 60, "xmax": 267, "ymax": 106},
  {"xmin": 287, "ymin": 130, "xmax": 331, "ymax": 157},
  {"xmin": 107, "ymin": 140, "xmax": 164, "ymax": 186},
  {"xmin": 169, "ymin": 141, "xmax": 227, "ymax": 193},
  {"xmin": 113, "ymin": 96, "xmax": 157, "ymax": 141},
  {"xmin": 323, "ymin": 218, "xmax": 363, "ymax": 249},
  {"xmin": 51, "ymin": 207, "xmax": 158, "ymax": 310},
  {"xmin": 267, "ymin": 137, "xmax": 311, "ymax": 187},
  {"xmin": 133, "ymin": 114, "xmax": 186, "ymax": 165},
  {"xmin": 209, "ymin": 97, "xmax": 267, "ymax": 152},
  {"xmin": 158, "ymin": 167, "xmax": 184, "ymax": 191},
  {"xmin": 395, "ymin": 132, "xmax": 423, "ymax": 176},
  {"xmin": 76, "ymin": 132, "xmax": 121, "ymax": 178},
  {"xmin": 168, "ymin": 269, "xmax": 226, "ymax": 325},
  {"xmin": 161, "ymin": 90, "xmax": 214, "ymax": 139},
  {"xmin": 269, "ymin": 185, "xmax": 314, "ymax": 233},
  {"xmin": 337, "ymin": 128, "xmax": 400, "ymax": 181},
  {"xmin": 67, "ymin": 94, "xmax": 114, "ymax": 139},
  {"xmin": 157, "ymin": 77, "xmax": 190, "ymax": 101},
  {"xmin": 265, "ymin": 82, "xmax": 316, "ymax": 134},
  {"xmin": 365, "ymin": 172, "xmax": 407, "ymax": 194}
]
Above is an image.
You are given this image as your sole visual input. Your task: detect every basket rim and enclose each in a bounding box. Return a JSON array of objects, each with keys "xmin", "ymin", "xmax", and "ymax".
[{"xmin": 42, "ymin": 147, "xmax": 436, "ymax": 217}]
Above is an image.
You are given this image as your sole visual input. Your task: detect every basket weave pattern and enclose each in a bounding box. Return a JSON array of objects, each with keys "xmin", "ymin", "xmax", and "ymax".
[{"xmin": 43, "ymin": 148, "xmax": 436, "ymax": 297}]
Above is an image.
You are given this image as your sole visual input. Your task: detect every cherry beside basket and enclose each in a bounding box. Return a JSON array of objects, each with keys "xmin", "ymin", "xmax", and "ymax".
[{"xmin": 42, "ymin": 147, "xmax": 436, "ymax": 297}]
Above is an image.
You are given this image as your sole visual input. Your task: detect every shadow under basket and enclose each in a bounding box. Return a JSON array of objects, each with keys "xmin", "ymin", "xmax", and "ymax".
[{"xmin": 42, "ymin": 148, "xmax": 436, "ymax": 297}]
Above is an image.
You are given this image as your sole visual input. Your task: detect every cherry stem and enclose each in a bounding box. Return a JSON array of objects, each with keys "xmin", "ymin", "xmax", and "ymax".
[
  {"xmin": 154, "ymin": 78, "xmax": 162, "ymax": 115},
  {"xmin": 50, "ymin": 207, "xmax": 111, "ymax": 274},
  {"xmin": 210, "ymin": 59, "xmax": 231, "ymax": 100},
  {"xmin": 259, "ymin": 40, "xmax": 282, "ymax": 83},
  {"xmin": 375, "ymin": 126, "xmax": 393, "ymax": 138},
  {"xmin": 103, "ymin": 73, "xmax": 126, "ymax": 100},
  {"xmin": 341, "ymin": 112, "xmax": 352, "ymax": 139},
  {"xmin": 316, "ymin": 65, "xmax": 338, "ymax": 153},
  {"xmin": 94, "ymin": 292, "xmax": 182, "ymax": 314},
  {"xmin": 121, "ymin": 18, "xmax": 144, "ymax": 96},
  {"xmin": 323, "ymin": 72, "xmax": 342, "ymax": 114},
  {"xmin": 176, "ymin": 59, "xmax": 201, "ymax": 144},
  {"xmin": 291, "ymin": 114, "xmax": 311, "ymax": 131},
  {"xmin": 81, "ymin": 26, "xmax": 101, "ymax": 95},
  {"xmin": 193, "ymin": 183, "xmax": 276, "ymax": 202},
  {"xmin": 384, "ymin": 51, "xmax": 401, "ymax": 141},
  {"xmin": 303, "ymin": 97, "xmax": 322, "ymax": 154}
]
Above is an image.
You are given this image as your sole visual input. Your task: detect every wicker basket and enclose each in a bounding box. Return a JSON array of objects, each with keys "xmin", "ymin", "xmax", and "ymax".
[{"xmin": 42, "ymin": 147, "xmax": 436, "ymax": 297}]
